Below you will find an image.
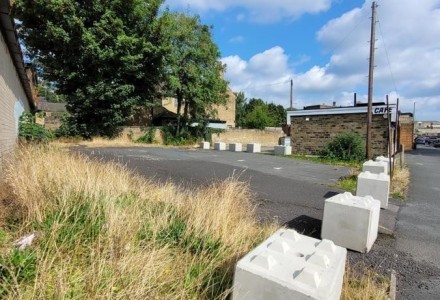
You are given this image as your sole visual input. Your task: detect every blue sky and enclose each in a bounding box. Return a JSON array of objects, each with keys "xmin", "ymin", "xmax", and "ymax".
[{"xmin": 165, "ymin": 0, "xmax": 440, "ymax": 121}]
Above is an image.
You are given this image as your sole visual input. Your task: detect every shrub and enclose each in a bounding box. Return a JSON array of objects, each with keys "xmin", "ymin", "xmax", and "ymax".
[
  {"xmin": 135, "ymin": 127, "xmax": 156, "ymax": 144},
  {"xmin": 321, "ymin": 132, "xmax": 364, "ymax": 162},
  {"xmin": 18, "ymin": 112, "xmax": 52, "ymax": 142}
]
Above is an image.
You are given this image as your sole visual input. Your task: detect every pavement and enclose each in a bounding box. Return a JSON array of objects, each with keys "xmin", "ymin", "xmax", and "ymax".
[{"xmin": 394, "ymin": 146, "xmax": 440, "ymax": 298}]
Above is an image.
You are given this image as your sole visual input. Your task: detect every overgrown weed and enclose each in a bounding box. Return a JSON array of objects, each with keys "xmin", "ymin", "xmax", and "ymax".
[{"xmin": 1, "ymin": 145, "xmax": 274, "ymax": 299}]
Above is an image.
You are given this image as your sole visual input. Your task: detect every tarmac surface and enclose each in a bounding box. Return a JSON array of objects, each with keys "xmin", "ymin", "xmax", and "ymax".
[{"xmin": 75, "ymin": 145, "xmax": 440, "ymax": 299}]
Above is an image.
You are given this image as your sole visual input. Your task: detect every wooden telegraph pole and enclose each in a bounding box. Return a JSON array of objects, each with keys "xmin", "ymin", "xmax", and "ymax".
[
  {"xmin": 366, "ymin": 1, "xmax": 377, "ymax": 159},
  {"xmin": 290, "ymin": 79, "xmax": 293, "ymax": 110}
]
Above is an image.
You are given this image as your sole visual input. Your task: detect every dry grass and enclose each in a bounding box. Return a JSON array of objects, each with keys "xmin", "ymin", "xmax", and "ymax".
[
  {"xmin": 391, "ymin": 164, "xmax": 410, "ymax": 200},
  {"xmin": 342, "ymin": 263, "xmax": 389, "ymax": 300},
  {"xmin": 0, "ymin": 145, "xmax": 275, "ymax": 299},
  {"xmin": 0, "ymin": 145, "xmax": 390, "ymax": 299}
]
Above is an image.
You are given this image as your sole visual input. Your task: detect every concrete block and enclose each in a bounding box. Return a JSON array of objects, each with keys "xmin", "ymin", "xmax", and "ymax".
[
  {"xmin": 375, "ymin": 156, "xmax": 391, "ymax": 174},
  {"xmin": 356, "ymin": 171, "xmax": 390, "ymax": 209},
  {"xmin": 233, "ymin": 228, "xmax": 347, "ymax": 300},
  {"xmin": 321, "ymin": 192, "xmax": 380, "ymax": 253},
  {"xmin": 362, "ymin": 160, "xmax": 387, "ymax": 174},
  {"xmin": 246, "ymin": 143, "xmax": 261, "ymax": 153},
  {"xmin": 200, "ymin": 141, "xmax": 210, "ymax": 150},
  {"xmin": 214, "ymin": 142, "xmax": 226, "ymax": 151},
  {"xmin": 229, "ymin": 143, "xmax": 243, "ymax": 152},
  {"xmin": 274, "ymin": 145, "xmax": 292, "ymax": 155}
]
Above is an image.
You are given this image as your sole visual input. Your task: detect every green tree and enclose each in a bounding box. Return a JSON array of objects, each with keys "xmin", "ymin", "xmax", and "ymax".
[
  {"xmin": 14, "ymin": 0, "xmax": 165, "ymax": 137},
  {"xmin": 244, "ymin": 104, "xmax": 271, "ymax": 130},
  {"xmin": 235, "ymin": 92, "xmax": 246, "ymax": 128},
  {"xmin": 267, "ymin": 103, "xmax": 286, "ymax": 126},
  {"xmin": 159, "ymin": 11, "xmax": 227, "ymax": 136}
]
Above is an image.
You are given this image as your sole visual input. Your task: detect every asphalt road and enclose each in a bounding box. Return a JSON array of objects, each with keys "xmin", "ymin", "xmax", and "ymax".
[
  {"xmin": 75, "ymin": 146, "xmax": 350, "ymax": 228},
  {"xmin": 75, "ymin": 145, "xmax": 440, "ymax": 298},
  {"xmin": 394, "ymin": 145, "xmax": 440, "ymax": 298}
]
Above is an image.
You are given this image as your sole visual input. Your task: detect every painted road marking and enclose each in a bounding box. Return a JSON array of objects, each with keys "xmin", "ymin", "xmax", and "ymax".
[
  {"xmin": 274, "ymin": 167, "xmax": 282, "ymax": 170},
  {"xmin": 237, "ymin": 160, "xmax": 245, "ymax": 162}
]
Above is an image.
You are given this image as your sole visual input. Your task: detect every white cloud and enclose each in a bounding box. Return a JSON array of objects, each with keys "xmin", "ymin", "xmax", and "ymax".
[
  {"xmin": 222, "ymin": 0, "xmax": 440, "ymax": 120},
  {"xmin": 165, "ymin": 0, "xmax": 333, "ymax": 22}
]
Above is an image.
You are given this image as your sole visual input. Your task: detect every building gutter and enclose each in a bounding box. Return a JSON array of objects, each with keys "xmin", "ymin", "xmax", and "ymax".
[{"xmin": 0, "ymin": 0, "xmax": 36, "ymax": 109}]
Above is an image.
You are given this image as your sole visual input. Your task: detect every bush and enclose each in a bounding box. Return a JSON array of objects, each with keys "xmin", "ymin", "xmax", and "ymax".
[
  {"xmin": 54, "ymin": 112, "xmax": 81, "ymax": 138},
  {"xmin": 18, "ymin": 112, "xmax": 52, "ymax": 142},
  {"xmin": 321, "ymin": 133, "xmax": 364, "ymax": 162},
  {"xmin": 135, "ymin": 127, "xmax": 156, "ymax": 144}
]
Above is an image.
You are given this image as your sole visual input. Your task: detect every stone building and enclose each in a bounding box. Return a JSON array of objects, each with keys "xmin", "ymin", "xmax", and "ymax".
[
  {"xmin": 287, "ymin": 104, "xmax": 396, "ymax": 157},
  {"xmin": 0, "ymin": 0, "xmax": 36, "ymax": 166},
  {"xmin": 158, "ymin": 86, "xmax": 236, "ymax": 128}
]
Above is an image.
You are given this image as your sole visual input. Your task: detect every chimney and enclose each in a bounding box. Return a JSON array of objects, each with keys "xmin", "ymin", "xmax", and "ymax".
[
  {"xmin": 354, "ymin": 93, "xmax": 357, "ymax": 106},
  {"xmin": 333, "ymin": 101, "xmax": 336, "ymax": 107}
]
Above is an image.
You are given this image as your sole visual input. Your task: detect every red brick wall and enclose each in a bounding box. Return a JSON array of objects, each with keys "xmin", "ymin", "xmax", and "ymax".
[{"xmin": 399, "ymin": 123, "xmax": 414, "ymax": 150}]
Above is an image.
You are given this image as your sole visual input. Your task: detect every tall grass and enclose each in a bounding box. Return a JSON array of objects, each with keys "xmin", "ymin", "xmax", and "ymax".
[
  {"xmin": 1, "ymin": 145, "xmax": 275, "ymax": 299},
  {"xmin": 0, "ymin": 145, "xmax": 389, "ymax": 299}
]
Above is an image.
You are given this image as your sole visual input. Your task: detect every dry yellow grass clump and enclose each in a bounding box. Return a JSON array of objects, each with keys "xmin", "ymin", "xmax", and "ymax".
[
  {"xmin": 0, "ymin": 145, "xmax": 275, "ymax": 299},
  {"xmin": 0, "ymin": 145, "xmax": 390, "ymax": 299}
]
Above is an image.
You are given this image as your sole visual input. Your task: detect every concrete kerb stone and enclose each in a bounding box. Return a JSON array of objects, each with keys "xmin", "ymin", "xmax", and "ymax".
[
  {"xmin": 214, "ymin": 142, "xmax": 226, "ymax": 151},
  {"xmin": 233, "ymin": 228, "xmax": 346, "ymax": 300},
  {"xmin": 200, "ymin": 141, "xmax": 210, "ymax": 150},
  {"xmin": 246, "ymin": 143, "xmax": 261, "ymax": 153},
  {"xmin": 274, "ymin": 145, "xmax": 292, "ymax": 155},
  {"xmin": 356, "ymin": 171, "xmax": 390, "ymax": 209},
  {"xmin": 321, "ymin": 192, "xmax": 380, "ymax": 253},
  {"xmin": 362, "ymin": 160, "xmax": 387, "ymax": 174},
  {"xmin": 229, "ymin": 143, "xmax": 243, "ymax": 152}
]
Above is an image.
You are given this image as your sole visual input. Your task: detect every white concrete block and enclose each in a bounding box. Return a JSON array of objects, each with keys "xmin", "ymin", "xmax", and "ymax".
[
  {"xmin": 247, "ymin": 143, "xmax": 261, "ymax": 153},
  {"xmin": 356, "ymin": 171, "xmax": 390, "ymax": 209},
  {"xmin": 214, "ymin": 142, "xmax": 226, "ymax": 151},
  {"xmin": 274, "ymin": 145, "xmax": 292, "ymax": 155},
  {"xmin": 200, "ymin": 141, "xmax": 210, "ymax": 150},
  {"xmin": 375, "ymin": 156, "xmax": 391, "ymax": 174},
  {"xmin": 321, "ymin": 192, "xmax": 380, "ymax": 253},
  {"xmin": 233, "ymin": 228, "xmax": 347, "ymax": 300},
  {"xmin": 362, "ymin": 160, "xmax": 387, "ymax": 174},
  {"xmin": 229, "ymin": 143, "xmax": 243, "ymax": 152}
]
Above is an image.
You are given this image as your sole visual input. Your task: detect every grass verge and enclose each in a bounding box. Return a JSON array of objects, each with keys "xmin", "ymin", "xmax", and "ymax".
[
  {"xmin": 0, "ymin": 145, "xmax": 389, "ymax": 299},
  {"xmin": 0, "ymin": 145, "xmax": 275, "ymax": 299},
  {"xmin": 285, "ymin": 154, "xmax": 362, "ymax": 167},
  {"xmin": 334, "ymin": 163, "xmax": 410, "ymax": 200}
]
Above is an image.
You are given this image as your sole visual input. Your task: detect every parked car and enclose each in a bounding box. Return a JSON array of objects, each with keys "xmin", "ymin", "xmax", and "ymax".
[
  {"xmin": 433, "ymin": 139, "xmax": 440, "ymax": 148},
  {"xmin": 415, "ymin": 137, "xmax": 425, "ymax": 145}
]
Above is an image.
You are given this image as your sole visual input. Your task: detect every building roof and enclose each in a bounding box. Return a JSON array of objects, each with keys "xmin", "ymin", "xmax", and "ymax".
[{"xmin": 0, "ymin": 0, "xmax": 35, "ymax": 108}]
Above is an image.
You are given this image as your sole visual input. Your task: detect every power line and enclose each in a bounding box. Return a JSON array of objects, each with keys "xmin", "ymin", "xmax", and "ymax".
[{"xmin": 377, "ymin": 16, "xmax": 399, "ymax": 94}]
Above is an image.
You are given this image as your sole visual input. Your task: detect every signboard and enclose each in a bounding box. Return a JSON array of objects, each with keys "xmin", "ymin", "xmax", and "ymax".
[{"xmin": 372, "ymin": 105, "xmax": 396, "ymax": 120}]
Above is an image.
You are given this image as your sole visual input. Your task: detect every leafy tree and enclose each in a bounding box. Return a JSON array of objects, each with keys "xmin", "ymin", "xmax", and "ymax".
[
  {"xmin": 244, "ymin": 104, "xmax": 271, "ymax": 130},
  {"xmin": 159, "ymin": 11, "xmax": 227, "ymax": 136},
  {"xmin": 267, "ymin": 103, "xmax": 286, "ymax": 126},
  {"xmin": 13, "ymin": 0, "xmax": 165, "ymax": 137},
  {"xmin": 235, "ymin": 92, "xmax": 246, "ymax": 128}
]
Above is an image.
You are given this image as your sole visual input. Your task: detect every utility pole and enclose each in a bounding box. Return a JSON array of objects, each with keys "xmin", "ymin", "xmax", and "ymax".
[
  {"xmin": 290, "ymin": 79, "xmax": 293, "ymax": 110},
  {"xmin": 366, "ymin": 1, "xmax": 377, "ymax": 160}
]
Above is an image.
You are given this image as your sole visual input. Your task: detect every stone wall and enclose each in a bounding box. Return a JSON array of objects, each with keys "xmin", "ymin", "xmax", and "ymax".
[
  {"xmin": 290, "ymin": 113, "xmax": 388, "ymax": 157},
  {"xmin": 212, "ymin": 128, "xmax": 283, "ymax": 146}
]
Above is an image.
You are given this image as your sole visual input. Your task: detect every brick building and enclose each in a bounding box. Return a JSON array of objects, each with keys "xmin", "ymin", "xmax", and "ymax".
[
  {"xmin": 287, "ymin": 105, "xmax": 396, "ymax": 157},
  {"xmin": 398, "ymin": 113, "xmax": 415, "ymax": 150},
  {"xmin": 0, "ymin": 0, "xmax": 36, "ymax": 166}
]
